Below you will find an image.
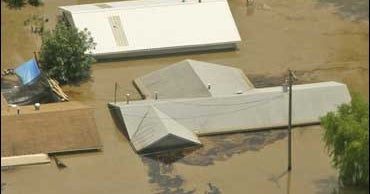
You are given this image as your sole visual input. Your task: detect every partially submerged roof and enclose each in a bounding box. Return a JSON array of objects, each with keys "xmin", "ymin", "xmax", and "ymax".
[
  {"xmin": 134, "ymin": 59, "xmax": 254, "ymax": 99},
  {"xmin": 59, "ymin": 0, "xmax": 241, "ymax": 58},
  {"xmin": 1, "ymin": 102, "xmax": 102, "ymax": 157},
  {"xmin": 108, "ymin": 56, "xmax": 353, "ymax": 153},
  {"xmin": 110, "ymin": 82, "xmax": 351, "ymax": 140},
  {"xmin": 121, "ymin": 105, "xmax": 200, "ymax": 153}
]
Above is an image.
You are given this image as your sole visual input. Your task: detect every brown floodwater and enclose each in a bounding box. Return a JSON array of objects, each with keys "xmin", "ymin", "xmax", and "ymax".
[{"xmin": 1, "ymin": 0, "xmax": 369, "ymax": 193}]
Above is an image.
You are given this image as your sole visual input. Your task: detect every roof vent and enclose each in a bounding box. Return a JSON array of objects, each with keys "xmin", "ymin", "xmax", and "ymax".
[
  {"xmin": 108, "ymin": 16, "xmax": 129, "ymax": 47},
  {"xmin": 95, "ymin": 4, "xmax": 112, "ymax": 9},
  {"xmin": 34, "ymin": 103, "xmax": 40, "ymax": 111}
]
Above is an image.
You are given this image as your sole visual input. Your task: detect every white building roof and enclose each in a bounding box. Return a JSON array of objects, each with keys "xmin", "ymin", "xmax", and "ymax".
[
  {"xmin": 134, "ymin": 59, "xmax": 254, "ymax": 99},
  {"xmin": 60, "ymin": 0, "xmax": 241, "ymax": 58}
]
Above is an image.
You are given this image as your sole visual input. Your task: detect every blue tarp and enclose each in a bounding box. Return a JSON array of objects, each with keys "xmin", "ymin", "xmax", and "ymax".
[{"xmin": 14, "ymin": 58, "xmax": 41, "ymax": 85}]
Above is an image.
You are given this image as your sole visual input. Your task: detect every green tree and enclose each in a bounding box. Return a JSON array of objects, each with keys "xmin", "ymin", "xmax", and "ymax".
[
  {"xmin": 321, "ymin": 94, "xmax": 369, "ymax": 187},
  {"xmin": 39, "ymin": 21, "xmax": 96, "ymax": 85}
]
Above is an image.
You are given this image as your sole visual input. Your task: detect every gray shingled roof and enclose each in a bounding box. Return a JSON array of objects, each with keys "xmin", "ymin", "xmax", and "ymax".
[
  {"xmin": 134, "ymin": 59, "xmax": 254, "ymax": 99},
  {"xmin": 121, "ymin": 105, "xmax": 201, "ymax": 153}
]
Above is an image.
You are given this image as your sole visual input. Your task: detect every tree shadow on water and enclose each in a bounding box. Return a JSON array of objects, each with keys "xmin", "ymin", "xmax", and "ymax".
[
  {"xmin": 314, "ymin": 177, "xmax": 369, "ymax": 194},
  {"xmin": 330, "ymin": 186, "xmax": 369, "ymax": 194}
]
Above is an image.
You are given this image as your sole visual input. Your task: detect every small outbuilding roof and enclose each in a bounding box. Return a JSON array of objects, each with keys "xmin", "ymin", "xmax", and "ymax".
[
  {"xmin": 59, "ymin": 0, "xmax": 241, "ymax": 58},
  {"xmin": 134, "ymin": 59, "xmax": 254, "ymax": 99}
]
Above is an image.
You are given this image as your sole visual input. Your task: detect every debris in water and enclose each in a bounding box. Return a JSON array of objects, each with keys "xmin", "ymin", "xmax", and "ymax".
[
  {"xmin": 205, "ymin": 183, "xmax": 221, "ymax": 194},
  {"xmin": 51, "ymin": 156, "xmax": 67, "ymax": 169},
  {"xmin": 261, "ymin": 3, "xmax": 271, "ymax": 11},
  {"xmin": 1, "ymin": 182, "xmax": 6, "ymax": 191},
  {"xmin": 246, "ymin": 0, "xmax": 254, "ymax": 7}
]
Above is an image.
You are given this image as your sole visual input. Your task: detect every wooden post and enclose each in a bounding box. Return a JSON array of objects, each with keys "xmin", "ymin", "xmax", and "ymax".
[
  {"xmin": 287, "ymin": 69, "xmax": 296, "ymax": 171},
  {"xmin": 33, "ymin": 52, "xmax": 40, "ymax": 68},
  {"xmin": 286, "ymin": 170, "xmax": 291, "ymax": 194},
  {"xmin": 288, "ymin": 71, "xmax": 292, "ymax": 171},
  {"xmin": 114, "ymin": 82, "xmax": 117, "ymax": 104}
]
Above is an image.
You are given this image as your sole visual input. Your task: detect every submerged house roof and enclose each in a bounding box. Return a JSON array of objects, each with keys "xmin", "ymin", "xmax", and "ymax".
[
  {"xmin": 111, "ymin": 81, "xmax": 351, "ymax": 138},
  {"xmin": 1, "ymin": 102, "xmax": 102, "ymax": 157},
  {"xmin": 125, "ymin": 106, "xmax": 201, "ymax": 153},
  {"xmin": 109, "ymin": 60, "xmax": 351, "ymax": 153},
  {"xmin": 59, "ymin": 0, "xmax": 241, "ymax": 59},
  {"xmin": 134, "ymin": 59, "xmax": 254, "ymax": 99}
]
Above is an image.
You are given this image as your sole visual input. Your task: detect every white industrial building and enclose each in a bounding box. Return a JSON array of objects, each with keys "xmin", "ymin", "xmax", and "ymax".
[
  {"xmin": 108, "ymin": 60, "xmax": 351, "ymax": 153},
  {"xmin": 59, "ymin": 0, "xmax": 241, "ymax": 59}
]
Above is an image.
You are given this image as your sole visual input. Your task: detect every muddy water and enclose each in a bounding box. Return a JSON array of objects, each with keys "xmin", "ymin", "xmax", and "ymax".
[{"xmin": 1, "ymin": 0, "xmax": 369, "ymax": 193}]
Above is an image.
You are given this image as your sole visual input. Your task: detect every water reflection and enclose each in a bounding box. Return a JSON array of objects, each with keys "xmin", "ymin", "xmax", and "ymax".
[
  {"xmin": 287, "ymin": 172, "xmax": 291, "ymax": 194},
  {"xmin": 317, "ymin": 0, "xmax": 369, "ymax": 21},
  {"xmin": 314, "ymin": 176, "xmax": 369, "ymax": 194},
  {"xmin": 245, "ymin": 0, "xmax": 255, "ymax": 16}
]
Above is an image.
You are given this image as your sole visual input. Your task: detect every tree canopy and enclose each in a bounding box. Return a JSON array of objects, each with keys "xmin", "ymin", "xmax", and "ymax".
[
  {"xmin": 39, "ymin": 21, "xmax": 96, "ymax": 85},
  {"xmin": 3, "ymin": 0, "xmax": 42, "ymax": 8},
  {"xmin": 3, "ymin": 0, "xmax": 25, "ymax": 8},
  {"xmin": 321, "ymin": 94, "xmax": 369, "ymax": 187}
]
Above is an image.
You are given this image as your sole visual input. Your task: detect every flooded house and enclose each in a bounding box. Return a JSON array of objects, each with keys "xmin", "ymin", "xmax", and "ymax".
[
  {"xmin": 1, "ymin": 59, "xmax": 61, "ymax": 106},
  {"xmin": 59, "ymin": 0, "xmax": 241, "ymax": 59},
  {"xmin": 1, "ymin": 59, "xmax": 102, "ymax": 167},
  {"xmin": 108, "ymin": 59, "xmax": 351, "ymax": 153}
]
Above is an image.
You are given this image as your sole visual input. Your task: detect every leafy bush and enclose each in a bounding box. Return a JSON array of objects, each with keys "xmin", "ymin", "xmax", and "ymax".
[
  {"xmin": 39, "ymin": 21, "xmax": 96, "ymax": 85},
  {"xmin": 321, "ymin": 94, "xmax": 369, "ymax": 187},
  {"xmin": 28, "ymin": 0, "xmax": 41, "ymax": 6},
  {"xmin": 3, "ymin": 0, "xmax": 25, "ymax": 9}
]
